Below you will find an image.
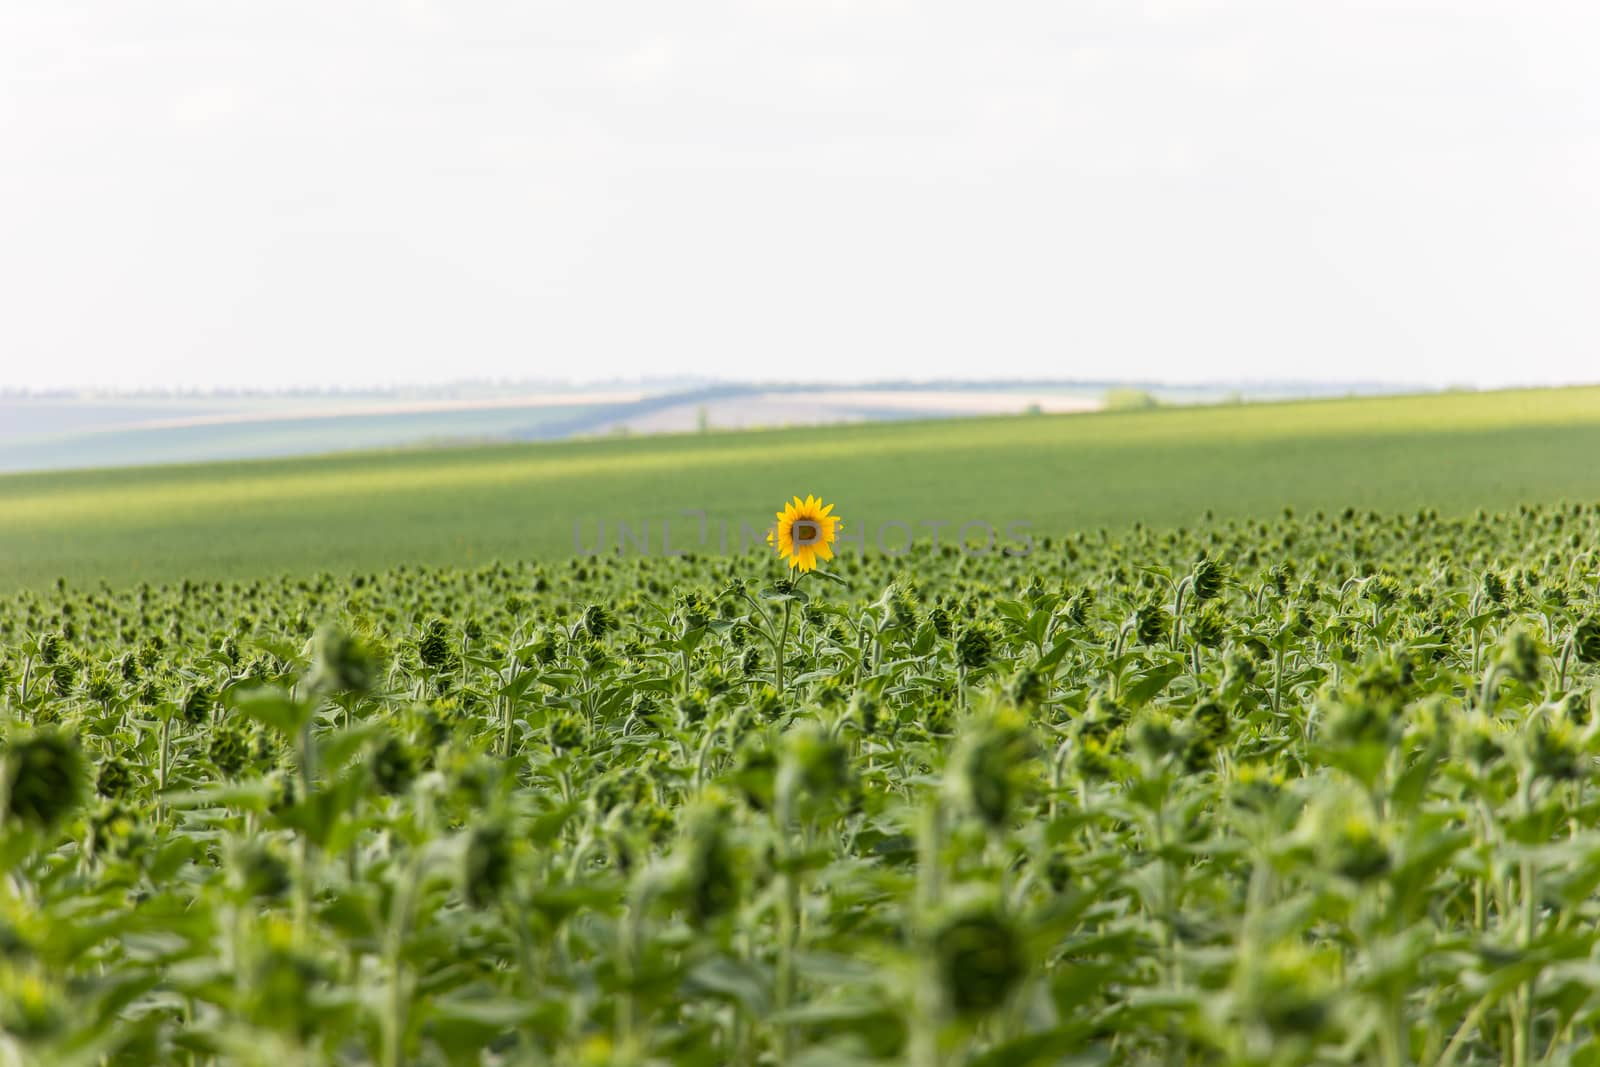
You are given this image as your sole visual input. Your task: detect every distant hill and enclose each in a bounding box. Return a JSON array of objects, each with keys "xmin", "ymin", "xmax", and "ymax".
[{"xmin": 0, "ymin": 378, "xmax": 1428, "ymax": 474}]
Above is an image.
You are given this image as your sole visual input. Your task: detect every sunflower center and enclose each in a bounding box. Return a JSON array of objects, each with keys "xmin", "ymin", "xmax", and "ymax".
[{"xmin": 792, "ymin": 519, "xmax": 822, "ymax": 546}]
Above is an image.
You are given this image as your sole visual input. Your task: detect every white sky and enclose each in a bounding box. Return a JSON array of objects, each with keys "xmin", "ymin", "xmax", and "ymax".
[{"xmin": 2, "ymin": 1, "xmax": 1597, "ymax": 391}]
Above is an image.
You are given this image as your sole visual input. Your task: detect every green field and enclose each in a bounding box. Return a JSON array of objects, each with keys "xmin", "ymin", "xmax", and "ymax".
[
  {"xmin": 4, "ymin": 386, "xmax": 1600, "ymax": 591},
  {"xmin": 5, "ymin": 449, "xmax": 1600, "ymax": 1064},
  {"xmin": 10, "ymin": 384, "xmax": 1600, "ymax": 1064}
]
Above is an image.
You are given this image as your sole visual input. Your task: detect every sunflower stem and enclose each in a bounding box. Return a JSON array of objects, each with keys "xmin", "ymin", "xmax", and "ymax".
[{"xmin": 775, "ymin": 598, "xmax": 793, "ymax": 696}]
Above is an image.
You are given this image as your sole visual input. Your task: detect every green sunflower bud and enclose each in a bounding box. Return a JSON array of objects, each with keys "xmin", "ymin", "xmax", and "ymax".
[
  {"xmin": 1230, "ymin": 761, "xmax": 1286, "ymax": 811},
  {"xmin": 1522, "ymin": 716, "xmax": 1586, "ymax": 782},
  {"xmin": 1192, "ymin": 558, "xmax": 1228, "ymax": 602},
  {"xmin": 1573, "ymin": 615, "xmax": 1600, "ymax": 665},
  {"xmin": 679, "ymin": 809, "xmax": 740, "ymax": 927},
  {"xmin": 1008, "ymin": 665, "xmax": 1048, "ymax": 708},
  {"xmin": 1498, "ymin": 627, "xmax": 1542, "ymax": 686},
  {"xmin": 949, "ymin": 709, "xmax": 1038, "ymax": 830},
  {"xmin": 1237, "ymin": 942, "xmax": 1336, "ymax": 1038},
  {"xmin": 94, "ymin": 757, "xmax": 135, "ymax": 799},
  {"xmin": 931, "ymin": 903, "xmax": 1027, "ymax": 1019},
  {"xmin": 1060, "ymin": 589, "xmax": 1094, "ymax": 627},
  {"xmin": 955, "ymin": 624, "xmax": 995, "ymax": 671},
  {"xmin": 179, "ymin": 682, "xmax": 216, "ymax": 727},
  {"xmin": 228, "ymin": 839, "xmax": 292, "ymax": 901},
  {"xmin": 1131, "ymin": 710, "xmax": 1187, "ymax": 764},
  {"xmin": 1304, "ymin": 797, "xmax": 1390, "ymax": 883},
  {"xmin": 1132, "ymin": 603, "xmax": 1170, "ymax": 646},
  {"xmin": 83, "ymin": 669, "xmax": 117, "ymax": 706},
  {"xmin": 307, "ymin": 625, "xmax": 384, "ymax": 694},
  {"xmin": 581, "ymin": 604, "xmax": 616, "ymax": 641},
  {"xmin": 416, "ymin": 618, "xmax": 457, "ymax": 671},
  {"xmin": 209, "ymin": 720, "xmax": 252, "ymax": 777},
  {"xmin": 370, "ymin": 735, "xmax": 418, "ymax": 795},
  {"xmin": 547, "ymin": 710, "xmax": 588, "ymax": 753},
  {"xmin": 463, "ymin": 822, "xmax": 514, "ymax": 908},
  {"xmin": 849, "ymin": 692, "xmax": 882, "ymax": 736},
  {"xmin": 3, "ymin": 731, "xmax": 87, "ymax": 834},
  {"xmin": 1188, "ymin": 606, "xmax": 1227, "ymax": 649},
  {"xmin": 776, "ymin": 724, "xmax": 852, "ymax": 818},
  {"xmin": 0, "ymin": 966, "xmax": 65, "ymax": 1043},
  {"xmin": 1456, "ymin": 714, "xmax": 1505, "ymax": 769}
]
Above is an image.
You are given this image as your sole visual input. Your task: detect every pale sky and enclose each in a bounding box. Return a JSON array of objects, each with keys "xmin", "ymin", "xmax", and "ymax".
[{"xmin": 2, "ymin": 2, "xmax": 1597, "ymax": 391}]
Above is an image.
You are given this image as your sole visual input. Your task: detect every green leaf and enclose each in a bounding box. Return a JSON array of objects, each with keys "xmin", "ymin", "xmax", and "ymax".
[{"xmin": 223, "ymin": 684, "xmax": 309, "ymax": 735}]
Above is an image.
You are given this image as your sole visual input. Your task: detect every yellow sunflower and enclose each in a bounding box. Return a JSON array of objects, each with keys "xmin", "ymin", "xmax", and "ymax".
[{"xmin": 767, "ymin": 495, "xmax": 842, "ymax": 572}]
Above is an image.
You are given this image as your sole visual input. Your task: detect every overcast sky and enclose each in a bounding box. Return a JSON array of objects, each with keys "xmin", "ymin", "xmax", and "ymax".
[{"xmin": 2, "ymin": 2, "xmax": 1597, "ymax": 391}]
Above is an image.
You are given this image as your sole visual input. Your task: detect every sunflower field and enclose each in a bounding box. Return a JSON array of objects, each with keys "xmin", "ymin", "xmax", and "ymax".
[{"xmin": 3, "ymin": 498, "xmax": 1600, "ymax": 1067}]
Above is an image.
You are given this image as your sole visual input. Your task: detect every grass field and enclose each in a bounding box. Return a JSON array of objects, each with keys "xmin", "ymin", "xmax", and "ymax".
[{"xmin": 4, "ymin": 386, "xmax": 1600, "ymax": 591}]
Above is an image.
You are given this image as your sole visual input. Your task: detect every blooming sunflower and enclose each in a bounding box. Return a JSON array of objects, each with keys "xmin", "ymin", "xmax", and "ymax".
[{"xmin": 768, "ymin": 495, "xmax": 842, "ymax": 573}]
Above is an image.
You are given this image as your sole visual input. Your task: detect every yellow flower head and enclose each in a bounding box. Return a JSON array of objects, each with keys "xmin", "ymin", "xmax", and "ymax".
[{"xmin": 767, "ymin": 495, "xmax": 842, "ymax": 573}]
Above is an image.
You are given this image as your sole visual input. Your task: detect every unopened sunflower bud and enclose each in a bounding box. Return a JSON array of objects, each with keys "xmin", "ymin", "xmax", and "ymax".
[
  {"xmin": 1304, "ymin": 797, "xmax": 1390, "ymax": 883},
  {"xmin": 1230, "ymin": 761, "xmax": 1286, "ymax": 811},
  {"xmin": 1192, "ymin": 558, "xmax": 1228, "ymax": 602},
  {"xmin": 1237, "ymin": 942, "xmax": 1335, "ymax": 1038},
  {"xmin": 208, "ymin": 721, "xmax": 251, "ymax": 777},
  {"xmin": 776, "ymin": 724, "xmax": 851, "ymax": 817},
  {"xmin": 94, "ymin": 757, "xmax": 134, "ymax": 799},
  {"xmin": 679, "ymin": 809, "xmax": 740, "ymax": 927},
  {"xmin": 178, "ymin": 682, "xmax": 216, "ymax": 727},
  {"xmin": 850, "ymin": 693, "xmax": 882, "ymax": 736},
  {"xmin": 416, "ymin": 618, "xmax": 457, "ymax": 671},
  {"xmin": 1080, "ymin": 691, "xmax": 1127, "ymax": 742},
  {"xmin": 1188, "ymin": 606, "xmax": 1227, "ymax": 649},
  {"xmin": 1008, "ymin": 665, "xmax": 1047, "ymax": 708},
  {"xmin": 674, "ymin": 591, "xmax": 711, "ymax": 633},
  {"xmin": 1556, "ymin": 689, "xmax": 1591, "ymax": 726},
  {"xmin": 1522, "ymin": 716, "xmax": 1585, "ymax": 782},
  {"xmin": 1132, "ymin": 603, "xmax": 1170, "ymax": 646},
  {"xmin": 955, "ymin": 624, "xmax": 995, "ymax": 671},
  {"xmin": 1061, "ymin": 589, "xmax": 1094, "ymax": 626},
  {"xmin": 1072, "ymin": 737, "xmax": 1116, "ymax": 782},
  {"xmin": 0, "ymin": 966, "xmax": 65, "ymax": 1043},
  {"xmin": 463, "ymin": 823, "xmax": 514, "ymax": 908},
  {"xmin": 1573, "ymin": 615, "xmax": 1600, "ymax": 665},
  {"xmin": 34, "ymin": 633, "xmax": 62, "ymax": 668},
  {"xmin": 547, "ymin": 710, "xmax": 588, "ymax": 753},
  {"xmin": 229, "ymin": 839, "xmax": 292, "ymax": 901},
  {"xmin": 1131, "ymin": 710, "xmax": 1187, "ymax": 763},
  {"xmin": 1498, "ymin": 627, "xmax": 1542, "ymax": 686},
  {"xmin": 371, "ymin": 735, "xmax": 418, "ymax": 795},
  {"xmin": 949, "ymin": 709, "xmax": 1037, "ymax": 830},
  {"xmin": 307, "ymin": 625, "xmax": 384, "ymax": 694},
  {"xmin": 49, "ymin": 661, "xmax": 76, "ymax": 698},
  {"xmin": 931, "ymin": 903, "xmax": 1027, "ymax": 1018},
  {"xmin": 1266, "ymin": 563, "xmax": 1295, "ymax": 597},
  {"xmin": 83, "ymin": 669, "xmax": 116, "ymax": 706},
  {"xmin": 1363, "ymin": 575, "xmax": 1400, "ymax": 607},
  {"xmin": 3, "ymin": 731, "xmax": 86, "ymax": 833},
  {"xmin": 1456, "ymin": 713, "xmax": 1506, "ymax": 769},
  {"xmin": 528, "ymin": 628, "xmax": 559, "ymax": 666}
]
